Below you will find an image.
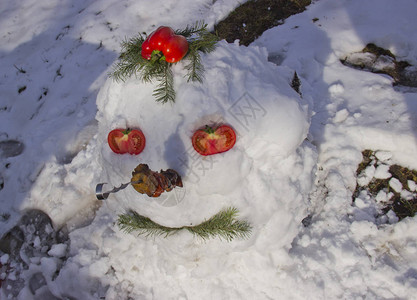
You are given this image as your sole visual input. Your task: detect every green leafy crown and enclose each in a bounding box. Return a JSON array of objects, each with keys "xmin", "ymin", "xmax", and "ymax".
[{"xmin": 110, "ymin": 21, "xmax": 219, "ymax": 103}]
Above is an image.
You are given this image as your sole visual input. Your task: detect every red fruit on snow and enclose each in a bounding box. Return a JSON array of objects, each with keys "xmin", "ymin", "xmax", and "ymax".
[
  {"xmin": 141, "ymin": 26, "xmax": 189, "ymax": 63},
  {"xmin": 192, "ymin": 125, "xmax": 236, "ymax": 156},
  {"xmin": 107, "ymin": 129, "xmax": 146, "ymax": 155}
]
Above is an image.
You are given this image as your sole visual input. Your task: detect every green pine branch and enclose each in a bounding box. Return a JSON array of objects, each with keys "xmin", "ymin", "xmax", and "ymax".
[
  {"xmin": 118, "ymin": 211, "xmax": 180, "ymax": 238},
  {"xmin": 109, "ymin": 21, "xmax": 218, "ymax": 103},
  {"xmin": 152, "ymin": 62, "xmax": 175, "ymax": 103},
  {"xmin": 174, "ymin": 20, "xmax": 208, "ymax": 38},
  {"xmin": 184, "ymin": 207, "xmax": 252, "ymax": 241},
  {"xmin": 117, "ymin": 207, "xmax": 252, "ymax": 241},
  {"xmin": 184, "ymin": 50, "xmax": 204, "ymax": 83},
  {"xmin": 183, "ymin": 26, "xmax": 218, "ymax": 83},
  {"xmin": 110, "ymin": 35, "xmax": 147, "ymax": 82},
  {"xmin": 189, "ymin": 29, "xmax": 219, "ymax": 54}
]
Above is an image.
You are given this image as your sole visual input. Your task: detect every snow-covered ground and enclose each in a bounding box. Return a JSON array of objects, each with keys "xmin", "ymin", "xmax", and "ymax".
[{"xmin": 1, "ymin": 0, "xmax": 417, "ymax": 299}]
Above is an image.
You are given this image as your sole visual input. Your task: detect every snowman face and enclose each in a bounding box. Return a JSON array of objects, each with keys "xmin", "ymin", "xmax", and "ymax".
[{"xmin": 96, "ymin": 42, "xmax": 311, "ymax": 229}]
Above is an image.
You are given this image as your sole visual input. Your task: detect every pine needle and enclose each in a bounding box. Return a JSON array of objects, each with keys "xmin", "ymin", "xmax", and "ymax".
[
  {"xmin": 117, "ymin": 211, "xmax": 180, "ymax": 237},
  {"xmin": 189, "ymin": 30, "xmax": 218, "ymax": 54},
  {"xmin": 117, "ymin": 207, "xmax": 252, "ymax": 241},
  {"xmin": 184, "ymin": 50, "xmax": 205, "ymax": 83},
  {"xmin": 183, "ymin": 24, "xmax": 218, "ymax": 83},
  {"xmin": 185, "ymin": 207, "xmax": 252, "ymax": 241},
  {"xmin": 152, "ymin": 62, "xmax": 175, "ymax": 103},
  {"xmin": 110, "ymin": 35, "xmax": 147, "ymax": 82},
  {"xmin": 174, "ymin": 20, "xmax": 208, "ymax": 38}
]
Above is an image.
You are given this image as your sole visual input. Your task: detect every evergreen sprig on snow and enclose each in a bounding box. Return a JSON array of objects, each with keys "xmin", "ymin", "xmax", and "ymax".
[
  {"xmin": 110, "ymin": 21, "xmax": 218, "ymax": 103},
  {"xmin": 179, "ymin": 21, "xmax": 218, "ymax": 83},
  {"xmin": 117, "ymin": 207, "xmax": 252, "ymax": 242}
]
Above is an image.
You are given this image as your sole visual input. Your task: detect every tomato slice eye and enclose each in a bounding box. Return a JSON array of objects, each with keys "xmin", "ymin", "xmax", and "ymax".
[
  {"xmin": 127, "ymin": 131, "xmax": 146, "ymax": 155},
  {"xmin": 214, "ymin": 125, "xmax": 236, "ymax": 153},
  {"xmin": 108, "ymin": 129, "xmax": 146, "ymax": 155},
  {"xmin": 192, "ymin": 133, "xmax": 210, "ymax": 155},
  {"xmin": 192, "ymin": 125, "xmax": 236, "ymax": 156},
  {"xmin": 108, "ymin": 130, "xmax": 124, "ymax": 154}
]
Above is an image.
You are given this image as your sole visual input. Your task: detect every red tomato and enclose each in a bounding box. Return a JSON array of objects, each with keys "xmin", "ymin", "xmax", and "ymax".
[
  {"xmin": 141, "ymin": 26, "xmax": 189, "ymax": 63},
  {"xmin": 107, "ymin": 129, "xmax": 146, "ymax": 155},
  {"xmin": 141, "ymin": 38, "xmax": 153, "ymax": 60},
  {"xmin": 161, "ymin": 34, "xmax": 189, "ymax": 63},
  {"xmin": 192, "ymin": 125, "xmax": 236, "ymax": 156}
]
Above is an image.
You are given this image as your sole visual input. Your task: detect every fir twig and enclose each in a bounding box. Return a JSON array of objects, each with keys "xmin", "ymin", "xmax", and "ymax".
[
  {"xmin": 141, "ymin": 55, "xmax": 168, "ymax": 83},
  {"xmin": 183, "ymin": 26, "xmax": 218, "ymax": 82},
  {"xmin": 184, "ymin": 49, "xmax": 205, "ymax": 83},
  {"xmin": 117, "ymin": 207, "xmax": 252, "ymax": 241},
  {"xmin": 118, "ymin": 211, "xmax": 180, "ymax": 237},
  {"xmin": 174, "ymin": 20, "xmax": 208, "ymax": 38},
  {"xmin": 185, "ymin": 207, "xmax": 252, "ymax": 241},
  {"xmin": 153, "ymin": 62, "xmax": 175, "ymax": 103},
  {"xmin": 110, "ymin": 35, "xmax": 147, "ymax": 82},
  {"xmin": 189, "ymin": 29, "xmax": 218, "ymax": 54}
]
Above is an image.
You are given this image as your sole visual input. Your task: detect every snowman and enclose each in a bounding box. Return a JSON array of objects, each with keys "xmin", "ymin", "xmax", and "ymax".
[{"xmin": 94, "ymin": 25, "xmax": 315, "ymax": 242}]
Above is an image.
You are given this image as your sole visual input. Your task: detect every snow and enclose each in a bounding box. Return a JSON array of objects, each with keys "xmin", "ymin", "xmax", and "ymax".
[
  {"xmin": 0, "ymin": 254, "xmax": 9, "ymax": 265},
  {"xmin": 1, "ymin": 0, "xmax": 417, "ymax": 299},
  {"xmin": 374, "ymin": 163, "xmax": 391, "ymax": 179},
  {"xmin": 375, "ymin": 150, "xmax": 393, "ymax": 162},
  {"xmin": 47, "ymin": 244, "xmax": 67, "ymax": 258},
  {"xmin": 409, "ymin": 180, "xmax": 417, "ymax": 192},
  {"xmin": 389, "ymin": 177, "xmax": 403, "ymax": 193}
]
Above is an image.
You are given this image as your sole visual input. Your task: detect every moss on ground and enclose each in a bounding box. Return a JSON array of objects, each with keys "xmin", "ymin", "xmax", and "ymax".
[
  {"xmin": 214, "ymin": 0, "xmax": 311, "ymax": 46},
  {"xmin": 342, "ymin": 43, "xmax": 416, "ymax": 87},
  {"xmin": 354, "ymin": 150, "xmax": 417, "ymax": 221}
]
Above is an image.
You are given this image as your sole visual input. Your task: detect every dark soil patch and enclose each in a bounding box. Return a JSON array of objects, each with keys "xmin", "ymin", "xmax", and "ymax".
[
  {"xmin": 356, "ymin": 149, "xmax": 374, "ymax": 176},
  {"xmin": 341, "ymin": 43, "xmax": 417, "ymax": 87},
  {"xmin": 354, "ymin": 150, "xmax": 417, "ymax": 220},
  {"xmin": 214, "ymin": 0, "xmax": 311, "ymax": 46},
  {"xmin": 362, "ymin": 43, "xmax": 396, "ymax": 59}
]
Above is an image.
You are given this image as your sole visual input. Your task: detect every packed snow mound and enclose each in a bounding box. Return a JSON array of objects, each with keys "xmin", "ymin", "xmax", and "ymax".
[
  {"xmin": 95, "ymin": 41, "xmax": 312, "ymax": 219},
  {"xmin": 44, "ymin": 41, "xmax": 317, "ymax": 299}
]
